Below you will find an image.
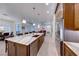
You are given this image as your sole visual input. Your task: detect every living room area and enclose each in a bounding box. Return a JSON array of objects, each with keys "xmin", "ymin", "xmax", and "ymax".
[
  {"xmin": 0, "ymin": 16, "xmax": 21, "ymax": 41},
  {"xmin": 0, "ymin": 3, "xmax": 57, "ymax": 56},
  {"xmin": 0, "ymin": 16, "xmax": 48, "ymax": 56}
]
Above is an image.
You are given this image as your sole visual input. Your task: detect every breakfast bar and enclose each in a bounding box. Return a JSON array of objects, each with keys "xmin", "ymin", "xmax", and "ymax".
[{"xmin": 5, "ymin": 33, "xmax": 44, "ymax": 56}]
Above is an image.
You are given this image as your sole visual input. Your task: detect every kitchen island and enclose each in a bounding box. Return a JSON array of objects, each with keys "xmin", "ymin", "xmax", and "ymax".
[
  {"xmin": 64, "ymin": 41, "xmax": 79, "ymax": 56},
  {"xmin": 5, "ymin": 33, "xmax": 44, "ymax": 56}
]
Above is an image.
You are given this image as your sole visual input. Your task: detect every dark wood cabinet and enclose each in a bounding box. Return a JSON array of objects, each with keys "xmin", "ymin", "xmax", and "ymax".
[
  {"xmin": 64, "ymin": 3, "xmax": 79, "ymax": 30},
  {"xmin": 64, "ymin": 43, "xmax": 77, "ymax": 56}
]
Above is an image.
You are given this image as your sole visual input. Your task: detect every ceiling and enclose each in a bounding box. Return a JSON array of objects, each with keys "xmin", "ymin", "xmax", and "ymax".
[{"xmin": 0, "ymin": 3, "xmax": 57, "ymax": 24}]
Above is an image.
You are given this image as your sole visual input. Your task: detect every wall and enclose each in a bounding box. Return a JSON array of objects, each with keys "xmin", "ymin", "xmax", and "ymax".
[
  {"xmin": 0, "ymin": 13, "xmax": 24, "ymax": 35},
  {"xmin": 24, "ymin": 22, "xmax": 52, "ymax": 34},
  {"xmin": 0, "ymin": 19, "xmax": 14, "ymax": 32},
  {"xmin": 24, "ymin": 23, "xmax": 37, "ymax": 32},
  {"xmin": 64, "ymin": 30, "xmax": 79, "ymax": 43},
  {"xmin": 0, "ymin": 19, "xmax": 16, "ymax": 35},
  {"xmin": 0, "ymin": 15, "xmax": 23, "ymax": 36}
]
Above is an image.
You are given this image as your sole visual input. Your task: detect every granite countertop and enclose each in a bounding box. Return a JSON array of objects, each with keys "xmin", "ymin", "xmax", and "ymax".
[
  {"xmin": 5, "ymin": 33, "xmax": 44, "ymax": 46},
  {"xmin": 64, "ymin": 41, "xmax": 79, "ymax": 56}
]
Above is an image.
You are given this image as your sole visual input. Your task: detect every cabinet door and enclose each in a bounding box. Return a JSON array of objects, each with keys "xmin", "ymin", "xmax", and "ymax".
[
  {"xmin": 30, "ymin": 40, "xmax": 38, "ymax": 56},
  {"xmin": 16, "ymin": 43, "xmax": 28, "ymax": 56},
  {"xmin": 38, "ymin": 36, "xmax": 44, "ymax": 51},
  {"xmin": 8, "ymin": 41, "xmax": 16, "ymax": 56},
  {"xmin": 75, "ymin": 4, "xmax": 79, "ymax": 29},
  {"xmin": 38, "ymin": 37, "xmax": 42, "ymax": 50},
  {"xmin": 64, "ymin": 3, "xmax": 74, "ymax": 30}
]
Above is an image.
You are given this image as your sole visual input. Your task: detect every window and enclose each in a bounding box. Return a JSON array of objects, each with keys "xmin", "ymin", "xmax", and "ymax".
[
  {"xmin": 5, "ymin": 24, "xmax": 11, "ymax": 32},
  {"xmin": 0, "ymin": 24, "xmax": 11, "ymax": 32},
  {"xmin": 16, "ymin": 24, "xmax": 20, "ymax": 33}
]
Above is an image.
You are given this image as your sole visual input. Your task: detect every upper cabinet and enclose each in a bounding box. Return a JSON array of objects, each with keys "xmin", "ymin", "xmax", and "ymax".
[{"xmin": 64, "ymin": 3, "xmax": 79, "ymax": 30}]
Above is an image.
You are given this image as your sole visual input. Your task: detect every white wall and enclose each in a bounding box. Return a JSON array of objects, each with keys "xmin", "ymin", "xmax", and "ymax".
[
  {"xmin": 24, "ymin": 22, "xmax": 52, "ymax": 33},
  {"xmin": 0, "ymin": 14, "xmax": 22, "ymax": 35},
  {"xmin": 0, "ymin": 19, "xmax": 16, "ymax": 34},
  {"xmin": 52, "ymin": 14, "xmax": 56, "ymax": 39},
  {"xmin": 64, "ymin": 30, "xmax": 79, "ymax": 43}
]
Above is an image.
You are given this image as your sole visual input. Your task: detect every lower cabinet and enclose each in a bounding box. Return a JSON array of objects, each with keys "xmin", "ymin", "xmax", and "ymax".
[
  {"xmin": 30, "ymin": 39, "xmax": 38, "ymax": 56},
  {"xmin": 29, "ymin": 35, "xmax": 44, "ymax": 56},
  {"xmin": 16, "ymin": 44, "xmax": 29, "ymax": 56},
  {"xmin": 8, "ymin": 41, "xmax": 16, "ymax": 56},
  {"xmin": 7, "ymin": 41, "xmax": 30, "ymax": 56},
  {"xmin": 64, "ymin": 43, "xmax": 77, "ymax": 56},
  {"xmin": 7, "ymin": 35, "xmax": 44, "ymax": 56},
  {"xmin": 38, "ymin": 35, "xmax": 44, "ymax": 51}
]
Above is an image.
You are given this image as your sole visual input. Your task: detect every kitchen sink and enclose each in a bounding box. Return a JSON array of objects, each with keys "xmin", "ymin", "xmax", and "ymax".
[{"xmin": 32, "ymin": 35, "xmax": 39, "ymax": 37}]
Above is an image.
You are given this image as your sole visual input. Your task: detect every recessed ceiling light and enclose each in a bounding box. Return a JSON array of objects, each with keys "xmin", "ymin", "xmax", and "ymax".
[
  {"xmin": 33, "ymin": 23, "xmax": 35, "ymax": 26},
  {"xmin": 2, "ymin": 13, "xmax": 8, "ymax": 16},
  {"xmin": 22, "ymin": 19, "xmax": 26, "ymax": 24},
  {"xmin": 32, "ymin": 7, "xmax": 36, "ymax": 10},
  {"xmin": 37, "ymin": 13, "xmax": 40, "ymax": 15},
  {"xmin": 47, "ymin": 11, "xmax": 49, "ymax": 14},
  {"xmin": 45, "ymin": 3, "xmax": 49, "ymax": 5}
]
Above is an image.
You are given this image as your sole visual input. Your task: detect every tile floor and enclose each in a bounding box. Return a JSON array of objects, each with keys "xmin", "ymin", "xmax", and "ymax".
[
  {"xmin": 0, "ymin": 35, "xmax": 58, "ymax": 56},
  {"xmin": 0, "ymin": 41, "xmax": 7, "ymax": 56}
]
